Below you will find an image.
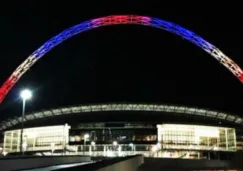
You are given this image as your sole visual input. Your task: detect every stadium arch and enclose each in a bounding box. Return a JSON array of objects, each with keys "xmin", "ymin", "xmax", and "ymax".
[{"xmin": 0, "ymin": 15, "xmax": 242, "ymax": 104}]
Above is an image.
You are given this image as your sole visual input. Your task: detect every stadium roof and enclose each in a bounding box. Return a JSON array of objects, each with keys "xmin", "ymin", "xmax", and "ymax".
[{"xmin": 0, "ymin": 103, "xmax": 242, "ymax": 131}]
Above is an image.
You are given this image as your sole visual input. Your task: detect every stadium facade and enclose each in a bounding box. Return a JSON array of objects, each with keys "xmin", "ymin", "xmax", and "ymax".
[{"xmin": 1, "ymin": 104, "xmax": 242, "ymax": 159}]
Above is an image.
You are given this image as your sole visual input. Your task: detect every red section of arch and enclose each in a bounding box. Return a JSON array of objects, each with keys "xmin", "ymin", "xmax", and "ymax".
[
  {"xmin": 239, "ymin": 73, "xmax": 243, "ymax": 84},
  {"xmin": 0, "ymin": 76, "xmax": 16, "ymax": 103}
]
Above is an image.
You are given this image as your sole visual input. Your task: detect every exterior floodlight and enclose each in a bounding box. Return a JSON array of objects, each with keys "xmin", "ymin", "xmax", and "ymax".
[
  {"xmin": 113, "ymin": 141, "xmax": 118, "ymax": 146},
  {"xmin": 83, "ymin": 133, "xmax": 90, "ymax": 148},
  {"xmin": 157, "ymin": 142, "xmax": 161, "ymax": 149},
  {"xmin": 22, "ymin": 141, "xmax": 27, "ymax": 152},
  {"xmin": 20, "ymin": 89, "xmax": 32, "ymax": 155},
  {"xmin": 129, "ymin": 143, "xmax": 134, "ymax": 147},
  {"xmin": 151, "ymin": 145, "xmax": 157, "ymax": 152},
  {"xmin": 84, "ymin": 134, "xmax": 89, "ymax": 139},
  {"xmin": 20, "ymin": 89, "xmax": 32, "ymax": 100}
]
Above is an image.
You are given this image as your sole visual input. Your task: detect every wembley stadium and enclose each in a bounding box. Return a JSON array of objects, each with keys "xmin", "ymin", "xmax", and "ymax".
[
  {"xmin": 0, "ymin": 14, "xmax": 243, "ymax": 171},
  {"xmin": 1, "ymin": 103, "xmax": 243, "ymax": 160}
]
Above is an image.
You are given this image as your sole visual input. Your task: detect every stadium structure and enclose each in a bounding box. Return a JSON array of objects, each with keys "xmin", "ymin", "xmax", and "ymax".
[
  {"xmin": 0, "ymin": 14, "xmax": 243, "ymax": 160},
  {"xmin": 1, "ymin": 103, "xmax": 243, "ymax": 159}
]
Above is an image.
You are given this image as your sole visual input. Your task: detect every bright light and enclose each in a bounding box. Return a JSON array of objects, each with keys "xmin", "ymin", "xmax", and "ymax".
[
  {"xmin": 20, "ymin": 89, "xmax": 32, "ymax": 100},
  {"xmin": 113, "ymin": 141, "xmax": 118, "ymax": 146},
  {"xmin": 51, "ymin": 142, "xmax": 55, "ymax": 147},
  {"xmin": 195, "ymin": 128, "xmax": 219, "ymax": 137},
  {"xmin": 91, "ymin": 141, "xmax": 95, "ymax": 146},
  {"xmin": 26, "ymin": 132, "xmax": 37, "ymax": 138},
  {"xmin": 129, "ymin": 143, "xmax": 133, "ymax": 147},
  {"xmin": 22, "ymin": 141, "xmax": 27, "ymax": 152},
  {"xmin": 2, "ymin": 151, "xmax": 8, "ymax": 156},
  {"xmin": 157, "ymin": 143, "xmax": 161, "ymax": 149},
  {"xmin": 151, "ymin": 145, "xmax": 157, "ymax": 152},
  {"xmin": 84, "ymin": 134, "xmax": 89, "ymax": 139}
]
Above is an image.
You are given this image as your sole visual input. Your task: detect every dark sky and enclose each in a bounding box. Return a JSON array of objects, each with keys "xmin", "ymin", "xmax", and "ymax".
[{"xmin": 0, "ymin": 2, "xmax": 242, "ymax": 120}]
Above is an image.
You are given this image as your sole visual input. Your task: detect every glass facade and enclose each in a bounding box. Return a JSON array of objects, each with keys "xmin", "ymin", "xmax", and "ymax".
[
  {"xmin": 69, "ymin": 127, "xmax": 157, "ymax": 145},
  {"xmin": 3, "ymin": 124, "xmax": 70, "ymax": 153},
  {"xmin": 157, "ymin": 124, "xmax": 237, "ymax": 151},
  {"xmin": 2, "ymin": 123, "xmax": 237, "ymax": 159}
]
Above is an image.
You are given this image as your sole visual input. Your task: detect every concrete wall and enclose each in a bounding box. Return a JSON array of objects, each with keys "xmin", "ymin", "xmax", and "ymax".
[
  {"xmin": 0, "ymin": 155, "xmax": 91, "ymax": 171},
  {"xmin": 139, "ymin": 158, "xmax": 243, "ymax": 171}
]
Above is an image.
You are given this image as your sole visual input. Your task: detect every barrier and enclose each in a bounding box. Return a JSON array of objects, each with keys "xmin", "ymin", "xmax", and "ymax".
[{"xmin": 0, "ymin": 155, "xmax": 91, "ymax": 171}]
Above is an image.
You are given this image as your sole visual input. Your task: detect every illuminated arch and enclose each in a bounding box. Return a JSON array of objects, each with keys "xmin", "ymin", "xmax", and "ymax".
[
  {"xmin": 0, "ymin": 103, "xmax": 242, "ymax": 130},
  {"xmin": 0, "ymin": 15, "xmax": 243, "ymax": 103}
]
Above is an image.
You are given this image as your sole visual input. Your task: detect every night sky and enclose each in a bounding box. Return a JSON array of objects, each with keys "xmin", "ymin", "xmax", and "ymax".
[{"xmin": 0, "ymin": 2, "xmax": 242, "ymax": 121}]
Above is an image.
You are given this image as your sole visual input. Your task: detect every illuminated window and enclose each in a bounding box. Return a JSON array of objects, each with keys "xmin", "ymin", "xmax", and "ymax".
[{"xmin": 157, "ymin": 124, "xmax": 236, "ymax": 151}]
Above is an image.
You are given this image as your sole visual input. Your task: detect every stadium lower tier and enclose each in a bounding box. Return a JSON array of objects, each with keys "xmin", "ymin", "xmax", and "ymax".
[{"xmin": 2, "ymin": 123, "xmax": 242, "ymax": 159}]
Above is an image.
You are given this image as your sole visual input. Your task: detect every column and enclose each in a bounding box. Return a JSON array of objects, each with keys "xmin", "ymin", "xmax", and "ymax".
[
  {"xmin": 3, "ymin": 132, "xmax": 7, "ymax": 152},
  {"xmin": 89, "ymin": 145, "xmax": 91, "ymax": 156},
  {"xmin": 10, "ymin": 132, "xmax": 13, "ymax": 152},
  {"xmin": 233, "ymin": 129, "xmax": 237, "ymax": 150},
  {"xmin": 103, "ymin": 145, "xmax": 106, "ymax": 156},
  {"xmin": 225, "ymin": 128, "xmax": 228, "ymax": 150}
]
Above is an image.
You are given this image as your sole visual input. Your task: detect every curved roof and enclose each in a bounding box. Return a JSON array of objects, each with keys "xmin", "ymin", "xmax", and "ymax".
[{"xmin": 0, "ymin": 103, "xmax": 242, "ymax": 131}]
